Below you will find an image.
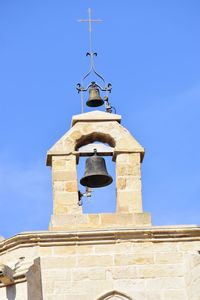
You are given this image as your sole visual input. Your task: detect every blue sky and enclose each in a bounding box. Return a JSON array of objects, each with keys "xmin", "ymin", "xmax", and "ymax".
[{"xmin": 0, "ymin": 1, "xmax": 199, "ymax": 238}]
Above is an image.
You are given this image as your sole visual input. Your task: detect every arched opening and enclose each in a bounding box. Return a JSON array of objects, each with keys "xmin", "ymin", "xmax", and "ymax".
[
  {"xmin": 97, "ymin": 290, "xmax": 133, "ymax": 300},
  {"xmin": 75, "ymin": 132, "xmax": 116, "ymax": 150},
  {"xmin": 77, "ymin": 139, "xmax": 116, "ymax": 213}
]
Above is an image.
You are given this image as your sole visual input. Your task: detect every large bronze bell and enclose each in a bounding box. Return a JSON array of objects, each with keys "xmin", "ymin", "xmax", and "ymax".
[
  {"xmin": 86, "ymin": 83, "xmax": 104, "ymax": 107},
  {"xmin": 80, "ymin": 150, "xmax": 113, "ymax": 188}
]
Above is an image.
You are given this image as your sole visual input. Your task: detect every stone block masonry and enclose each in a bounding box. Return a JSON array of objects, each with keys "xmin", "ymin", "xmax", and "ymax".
[
  {"xmin": 47, "ymin": 111, "xmax": 149, "ymax": 231},
  {"xmin": 0, "ymin": 226, "xmax": 199, "ymax": 299},
  {"xmin": 1, "ymin": 110, "xmax": 199, "ymax": 300}
]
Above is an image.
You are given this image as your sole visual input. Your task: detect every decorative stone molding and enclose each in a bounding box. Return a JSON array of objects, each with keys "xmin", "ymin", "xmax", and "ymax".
[
  {"xmin": 0, "ymin": 226, "xmax": 199, "ymax": 255},
  {"xmin": 97, "ymin": 290, "xmax": 133, "ymax": 300}
]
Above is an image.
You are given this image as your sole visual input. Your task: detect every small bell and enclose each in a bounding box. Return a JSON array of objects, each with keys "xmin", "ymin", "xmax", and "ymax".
[
  {"xmin": 86, "ymin": 83, "xmax": 104, "ymax": 107},
  {"xmin": 80, "ymin": 149, "xmax": 113, "ymax": 188}
]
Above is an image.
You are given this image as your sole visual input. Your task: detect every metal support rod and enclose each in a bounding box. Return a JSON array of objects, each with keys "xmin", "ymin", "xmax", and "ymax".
[{"xmin": 77, "ymin": 9, "xmax": 113, "ymax": 112}]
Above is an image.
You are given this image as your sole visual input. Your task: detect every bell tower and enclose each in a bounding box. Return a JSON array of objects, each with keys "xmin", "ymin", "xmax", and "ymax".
[
  {"xmin": 46, "ymin": 110, "xmax": 151, "ymax": 230},
  {"xmin": 2, "ymin": 9, "xmax": 199, "ymax": 300},
  {"xmin": 46, "ymin": 8, "xmax": 151, "ymax": 230}
]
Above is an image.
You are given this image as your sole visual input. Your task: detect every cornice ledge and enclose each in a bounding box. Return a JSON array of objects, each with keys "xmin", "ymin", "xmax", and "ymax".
[{"xmin": 0, "ymin": 226, "xmax": 200, "ymax": 254}]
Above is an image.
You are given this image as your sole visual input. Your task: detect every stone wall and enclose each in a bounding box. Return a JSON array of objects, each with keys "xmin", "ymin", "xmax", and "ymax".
[
  {"xmin": 0, "ymin": 281, "xmax": 28, "ymax": 300},
  {"xmin": 39, "ymin": 241, "xmax": 188, "ymax": 300},
  {"xmin": 185, "ymin": 252, "xmax": 200, "ymax": 300},
  {"xmin": 0, "ymin": 227, "xmax": 199, "ymax": 300}
]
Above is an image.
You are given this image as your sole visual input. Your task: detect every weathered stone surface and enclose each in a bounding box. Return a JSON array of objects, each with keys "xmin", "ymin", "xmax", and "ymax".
[
  {"xmin": 73, "ymin": 268, "xmax": 106, "ymax": 281},
  {"xmin": 138, "ymin": 264, "xmax": 185, "ymax": 278},
  {"xmin": 71, "ymin": 110, "xmax": 122, "ymax": 126},
  {"xmin": 145, "ymin": 277, "xmax": 185, "ymax": 290},
  {"xmin": 53, "ymin": 245, "xmax": 76, "ymax": 255},
  {"xmin": 0, "ymin": 264, "xmax": 13, "ymax": 285},
  {"xmin": 185, "ymin": 253, "xmax": 200, "ymax": 300},
  {"xmin": 53, "ymin": 191, "xmax": 80, "ymax": 215},
  {"xmin": 163, "ymin": 290, "xmax": 188, "ymax": 300},
  {"xmin": 53, "ymin": 181, "xmax": 78, "ymax": 192},
  {"xmin": 41, "ymin": 257, "xmax": 76, "ymax": 269},
  {"xmin": 47, "ymin": 113, "xmax": 148, "ymax": 230},
  {"xmin": 52, "ymin": 170, "xmax": 77, "ymax": 181},
  {"xmin": 77, "ymin": 255, "xmax": 113, "ymax": 267},
  {"xmin": 116, "ymin": 191, "xmax": 143, "ymax": 214},
  {"xmin": 114, "ymin": 253, "xmax": 154, "ymax": 265},
  {"xmin": 0, "ymin": 282, "xmax": 28, "ymax": 300},
  {"xmin": 2, "ymin": 109, "xmax": 196, "ymax": 300},
  {"xmin": 49, "ymin": 212, "xmax": 151, "ymax": 231},
  {"xmin": 154, "ymin": 252, "xmax": 183, "ymax": 264},
  {"xmin": 0, "ymin": 227, "xmax": 199, "ymax": 299},
  {"xmin": 111, "ymin": 266, "xmax": 138, "ymax": 279},
  {"xmin": 46, "ymin": 113, "xmax": 144, "ymax": 166}
]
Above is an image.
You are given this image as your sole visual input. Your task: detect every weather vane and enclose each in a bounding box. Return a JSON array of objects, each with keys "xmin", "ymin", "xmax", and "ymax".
[{"xmin": 77, "ymin": 8, "xmax": 114, "ymax": 113}]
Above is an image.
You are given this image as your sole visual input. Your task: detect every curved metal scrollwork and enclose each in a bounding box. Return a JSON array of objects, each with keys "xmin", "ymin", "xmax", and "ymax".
[{"xmin": 76, "ymin": 52, "xmax": 112, "ymax": 95}]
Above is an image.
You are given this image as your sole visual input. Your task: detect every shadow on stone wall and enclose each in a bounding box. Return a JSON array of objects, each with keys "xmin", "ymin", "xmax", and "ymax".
[
  {"xmin": 6, "ymin": 285, "xmax": 16, "ymax": 300},
  {"xmin": 27, "ymin": 258, "xmax": 43, "ymax": 300}
]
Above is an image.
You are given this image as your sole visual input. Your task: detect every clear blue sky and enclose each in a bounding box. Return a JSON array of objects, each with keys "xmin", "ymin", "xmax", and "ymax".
[{"xmin": 0, "ymin": 1, "xmax": 199, "ymax": 238}]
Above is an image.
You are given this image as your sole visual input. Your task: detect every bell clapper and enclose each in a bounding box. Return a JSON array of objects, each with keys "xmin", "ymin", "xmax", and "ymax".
[{"xmin": 78, "ymin": 187, "xmax": 92, "ymax": 206}]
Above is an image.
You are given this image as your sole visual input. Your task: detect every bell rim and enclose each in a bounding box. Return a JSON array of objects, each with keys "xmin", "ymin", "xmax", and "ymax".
[
  {"xmin": 86, "ymin": 99, "xmax": 104, "ymax": 107},
  {"xmin": 80, "ymin": 174, "xmax": 113, "ymax": 188}
]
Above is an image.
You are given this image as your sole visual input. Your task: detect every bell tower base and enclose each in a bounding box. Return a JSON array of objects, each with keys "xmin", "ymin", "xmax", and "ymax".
[{"xmin": 49, "ymin": 212, "xmax": 151, "ymax": 231}]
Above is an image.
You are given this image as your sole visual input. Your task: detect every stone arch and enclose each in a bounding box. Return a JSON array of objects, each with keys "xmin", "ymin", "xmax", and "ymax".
[
  {"xmin": 67, "ymin": 121, "xmax": 143, "ymax": 154},
  {"xmin": 75, "ymin": 132, "xmax": 116, "ymax": 150},
  {"xmin": 46, "ymin": 115, "xmax": 144, "ymax": 164},
  {"xmin": 97, "ymin": 290, "xmax": 133, "ymax": 300}
]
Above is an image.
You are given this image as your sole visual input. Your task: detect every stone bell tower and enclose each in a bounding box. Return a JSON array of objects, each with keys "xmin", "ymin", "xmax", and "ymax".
[
  {"xmin": 46, "ymin": 110, "xmax": 151, "ymax": 231},
  {"xmin": 0, "ymin": 9, "xmax": 199, "ymax": 300},
  {"xmin": 45, "ymin": 11, "xmax": 151, "ymax": 231}
]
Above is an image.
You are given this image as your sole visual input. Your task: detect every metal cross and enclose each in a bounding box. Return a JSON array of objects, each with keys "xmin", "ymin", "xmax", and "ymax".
[{"xmin": 78, "ymin": 8, "xmax": 102, "ymax": 53}]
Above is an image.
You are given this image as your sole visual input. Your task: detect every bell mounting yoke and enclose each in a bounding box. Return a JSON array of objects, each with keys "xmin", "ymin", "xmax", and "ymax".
[{"xmin": 76, "ymin": 51, "xmax": 112, "ymax": 110}]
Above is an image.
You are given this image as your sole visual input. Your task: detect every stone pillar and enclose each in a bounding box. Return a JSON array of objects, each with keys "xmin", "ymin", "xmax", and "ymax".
[
  {"xmin": 52, "ymin": 155, "xmax": 82, "ymax": 215},
  {"xmin": 116, "ymin": 153, "xmax": 143, "ymax": 213}
]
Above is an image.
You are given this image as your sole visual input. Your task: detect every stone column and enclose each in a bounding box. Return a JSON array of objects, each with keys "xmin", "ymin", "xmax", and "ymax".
[
  {"xmin": 52, "ymin": 155, "xmax": 82, "ymax": 215},
  {"xmin": 116, "ymin": 153, "xmax": 143, "ymax": 213}
]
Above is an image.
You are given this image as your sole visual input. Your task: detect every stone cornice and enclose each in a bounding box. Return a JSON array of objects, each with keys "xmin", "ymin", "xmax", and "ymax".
[{"xmin": 0, "ymin": 226, "xmax": 200, "ymax": 255}]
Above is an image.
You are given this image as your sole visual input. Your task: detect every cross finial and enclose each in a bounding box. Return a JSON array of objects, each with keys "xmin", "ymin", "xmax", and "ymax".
[
  {"xmin": 77, "ymin": 9, "xmax": 112, "ymax": 114},
  {"xmin": 78, "ymin": 8, "xmax": 102, "ymax": 53}
]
